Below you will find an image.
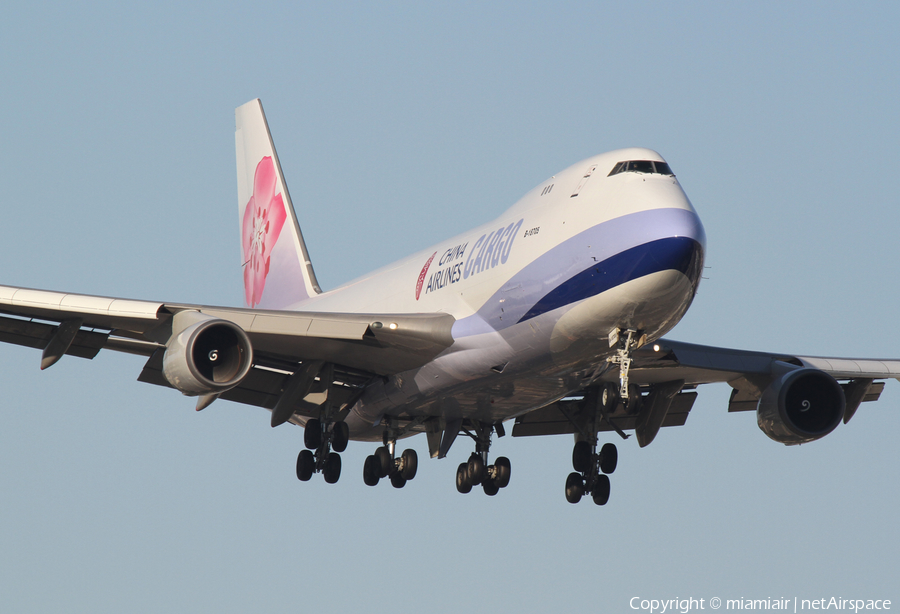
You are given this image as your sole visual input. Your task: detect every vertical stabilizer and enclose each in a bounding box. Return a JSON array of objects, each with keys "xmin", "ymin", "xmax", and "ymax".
[{"xmin": 235, "ymin": 99, "xmax": 321, "ymax": 309}]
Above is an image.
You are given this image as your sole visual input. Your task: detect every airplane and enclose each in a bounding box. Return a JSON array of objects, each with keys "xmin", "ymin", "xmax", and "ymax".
[{"xmin": 2, "ymin": 98, "xmax": 898, "ymax": 506}]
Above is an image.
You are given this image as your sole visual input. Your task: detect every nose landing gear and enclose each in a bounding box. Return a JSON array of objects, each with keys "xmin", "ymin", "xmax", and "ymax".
[{"xmin": 607, "ymin": 328, "xmax": 643, "ymax": 402}]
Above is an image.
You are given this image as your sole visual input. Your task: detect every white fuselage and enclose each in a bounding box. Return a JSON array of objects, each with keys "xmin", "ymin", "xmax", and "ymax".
[{"xmin": 292, "ymin": 148, "xmax": 706, "ymax": 439}]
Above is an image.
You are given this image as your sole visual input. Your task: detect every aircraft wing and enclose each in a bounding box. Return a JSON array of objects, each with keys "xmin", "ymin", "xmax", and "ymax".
[
  {"xmin": 512, "ymin": 338, "xmax": 900, "ymax": 445},
  {"xmin": 6, "ymin": 281, "xmax": 899, "ymax": 443},
  {"xmin": 624, "ymin": 338, "xmax": 900, "ymax": 391},
  {"xmin": 0, "ymin": 284, "xmax": 454, "ymax": 417}
]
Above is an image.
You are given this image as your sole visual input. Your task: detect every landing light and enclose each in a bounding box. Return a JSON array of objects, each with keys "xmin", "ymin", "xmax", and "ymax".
[
  {"xmin": 653, "ymin": 344, "xmax": 661, "ymax": 352},
  {"xmin": 371, "ymin": 321, "xmax": 399, "ymax": 331}
]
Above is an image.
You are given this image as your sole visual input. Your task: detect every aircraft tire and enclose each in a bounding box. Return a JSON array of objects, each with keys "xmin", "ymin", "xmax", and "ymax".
[
  {"xmin": 304, "ymin": 418, "xmax": 322, "ymax": 450},
  {"xmin": 323, "ymin": 452, "xmax": 342, "ymax": 484},
  {"xmin": 363, "ymin": 455, "xmax": 380, "ymax": 486},
  {"xmin": 592, "ymin": 474, "xmax": 610, "ymax": 506},
  {"xmin": 375, "ymin": 446, "xmax": 392, "ymax": 478},
  {"xmin": 390, "ymin": 472, "xmax": 407, "ymax": 489},
  {"xmin": 296, "ymin": 450, "xmax": 315, "ymax": 481},
  {"xmin": 601, "ymin": 383, "xmax": 618, "ymax": 411},
  {"xmin": 456, "ymin": 463, "xmax": 472, "ymax": 494},
  {"xmin": 565, "ymin": 472, "xmax": 584, "ymax": 504},
  {"xmin": 332, "ymin": 421, "xmax": 349, "ymax": 453},
  {"xmin": 467, "ymin": 453, "xmax": 485, "ymax": 485},
  {"xmin": 482, "ymin": 478, "xmax": 500, "ymax": 496},
  {"xmin": 400, "ymin": 448, "xmax": 418, "ymax": 480},
  {"xmin": 495, "ymin": 456, "xmax": 511, "ymax": 488},
  {"xmin": 626, "ymin": 385, "xmax": 642, "ymax": 414},
  {"xmin": 599, "ymin": 443, "xmax": 618, "ymax": 474},
  {"xmin": 572, "ymin": 441, "xmax": 591, "ymax": 473}
]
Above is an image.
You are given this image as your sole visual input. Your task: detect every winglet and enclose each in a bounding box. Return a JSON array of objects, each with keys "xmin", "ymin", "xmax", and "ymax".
[{"xmin": 235, "ymin": 99, "xmax": 322, "ymax": 309}]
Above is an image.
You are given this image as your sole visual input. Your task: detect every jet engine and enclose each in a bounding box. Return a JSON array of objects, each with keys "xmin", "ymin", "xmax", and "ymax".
[
  {"xmin": 756, "ymin": 367, "xmax": 845, "ymax": 445},
  {"xmin": 162, "ymin": 313, "xmax": 253, "ymax": 396}
]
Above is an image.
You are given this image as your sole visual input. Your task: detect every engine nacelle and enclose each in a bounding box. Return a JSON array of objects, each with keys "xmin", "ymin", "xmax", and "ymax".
[
  {"xmin": 757, "ymin": 367, "xmax": 845, "ymax": 445},
  {"xmin": 162, "ymin": 313, "xmax": 253, "ymax": 396}
]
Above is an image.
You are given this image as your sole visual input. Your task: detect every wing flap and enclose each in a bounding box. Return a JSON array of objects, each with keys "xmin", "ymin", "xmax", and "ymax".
[
  {"xmin": 138, "ymin": 350, "xmax": 284, "ymax": 409},
  {"xmin": 137, "ymin": 348, "xmax": 371, "ymax": 416},
  {"xmin": 863, "ymin": 381, "xmax": 885, "ymax": 402},
  {"xmin": 512, "ymin": 392, "xmax": 697, "ymax": 437},
  {"xmin": 0, "ymin": 314, "xmax": 108, "ymax": 360}
]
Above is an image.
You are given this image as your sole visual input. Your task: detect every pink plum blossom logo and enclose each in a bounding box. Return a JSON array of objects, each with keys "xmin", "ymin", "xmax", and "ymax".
[
  {"xmin": 416, "ymin": 252, "xmax": 436, "ymax": 300},
  {"xmin": 242, "ymin": 156, "xmax": 287, "ymax": 307}
]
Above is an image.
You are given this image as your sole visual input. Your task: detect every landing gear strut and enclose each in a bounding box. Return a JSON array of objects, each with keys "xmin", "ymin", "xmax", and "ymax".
[
  {"xmin": 563, "ymin": 377, "xmax": 631, "ymax": 505},
  {"xmin": 286, "ymin": 362, "xmax": 355, "ymax": 485},
  {"xmin": 607, "ymin": 328, "xmax": 642, "ymax": 402},
  {"xmin": 362, "ymin": 426, "xmax": 419, "ymax": 489},
  {"xmin": 455, "ymin": 421, "xmax": 511, "ymax": 496}
]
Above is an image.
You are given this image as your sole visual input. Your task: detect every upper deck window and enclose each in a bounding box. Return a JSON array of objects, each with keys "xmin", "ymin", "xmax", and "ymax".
[{"xmin": 608, "ymin": 160, "xmax": 674, "ymax": 177}]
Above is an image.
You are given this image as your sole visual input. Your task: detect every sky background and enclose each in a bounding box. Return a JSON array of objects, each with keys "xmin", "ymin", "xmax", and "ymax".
[{"xmin": 1, "ymin": 2, "xmax": 898, "ymax": 612}]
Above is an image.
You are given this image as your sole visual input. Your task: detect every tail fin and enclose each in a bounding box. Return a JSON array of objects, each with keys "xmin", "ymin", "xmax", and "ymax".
[{"xmin": 235, "ymin": 99, "xmax": 321, "ymax": 309}]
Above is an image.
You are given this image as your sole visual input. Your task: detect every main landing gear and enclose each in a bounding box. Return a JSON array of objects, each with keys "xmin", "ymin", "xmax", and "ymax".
[
  {"xmin": 562, "ymin": 328, "xmax": 641, "ymax": 505},
  {"xmin": 362, "ymin": 429, "xmax": 419, "ymax": 489},
  {"xmin": 565, "ymin": 438, "xmax": 617, "ymax": 505},
  {"xmin": 563, "ymin": 374, "xmax": 636, "ymax": 506},
  {"xmin": 455, "ymin": 421, "xmax": 511, "ymax": 496},
  {"xmin": 295, "ymin": 417, "xmax": 350, "ymax": 484}
]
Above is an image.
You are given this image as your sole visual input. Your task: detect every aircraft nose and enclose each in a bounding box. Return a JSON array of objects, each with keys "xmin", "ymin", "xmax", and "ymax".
[
  {"xmin": 666, "ymin": 210, "xmax": 705, "ymax": 290},
  {"xmin": 666, "ymin": 233, "xmax": 704, "ymax": 290},
  {"xmin": 630, "ymin": 204, "xmax": 706, "ymax": 292}
]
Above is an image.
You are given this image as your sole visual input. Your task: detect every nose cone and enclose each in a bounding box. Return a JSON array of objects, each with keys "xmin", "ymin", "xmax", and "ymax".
[
  {"xmin": 599, "ymin": 224, "xmax": 705, "ymax": 298},
  {"xmin": 662, "ymin": 207, "xmax": 705, "ymax": 294},
  {"xmin": 676, "ymin": 194, "xmax": 706, "ymax": 293},
  {"xmin": 621, "ymin": 170, "xmax": 706, "ymax": 292},
  {"xmin": 656, "ymin": 232, "xmax": 705, "ymax": 294}
]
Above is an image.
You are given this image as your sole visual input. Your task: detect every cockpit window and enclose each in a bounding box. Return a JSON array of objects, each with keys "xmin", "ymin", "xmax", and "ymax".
[
  {"xmin": 608, "ymin": 160, "xmax": 674, "ymax": 177},
  {"xmin": 628, "ymin": 160, "xmax": 655, "ymax": 174}
]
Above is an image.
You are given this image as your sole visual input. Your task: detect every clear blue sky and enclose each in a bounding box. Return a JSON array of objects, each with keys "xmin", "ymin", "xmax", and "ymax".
[{"xmin": 1, "ymin": 2, "xmax": 897, "ymax": 612}]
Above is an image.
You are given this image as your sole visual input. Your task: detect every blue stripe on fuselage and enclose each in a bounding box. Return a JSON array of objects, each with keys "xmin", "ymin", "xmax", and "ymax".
[
  {"xmin": 517, "ymin": 236, "xmax": 703, "ymax": 323},
  {"xmin": 450, "ymin": 208, "xmax": 705, "ymax": 339}
]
